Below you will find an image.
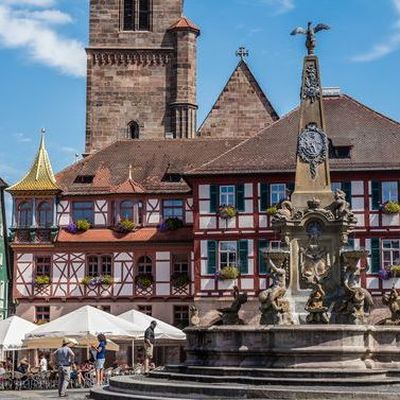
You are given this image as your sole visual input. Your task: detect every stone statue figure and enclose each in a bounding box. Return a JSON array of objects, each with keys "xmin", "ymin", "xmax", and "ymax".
[
  {"xmin": 259, "ymin": 253, "xmax": 294, "ymax": 326},
  {"xmin": 331, "ymin": 250, "xmax": 373, "ymax": 325},
  {"xmin": 305, "ymin": 278, "xmax": 329, "ymax": 324},
  {"xmin": 213, "ymin": 286, "xmax": 248, "ymax": 326},
  {"xmin": 189, "ymin": 305, "xmax": 200, "ymax": 327},
  {"xmin": 383, "ymin": 287, "xmax": 400, "ymax": 325},
  {"xmin": 300, "ymin": 243, "xmax": 331, "ymax": 284},
  {"xmin": 274, "ymin": 200, "xmax": 294, "ymax": 222},
  {"xmin": 291, "ymin": 22, "xmax": 331, "ymax": 55}
]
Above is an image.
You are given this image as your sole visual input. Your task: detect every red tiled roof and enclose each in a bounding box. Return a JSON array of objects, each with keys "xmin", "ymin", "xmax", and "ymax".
[
  {"xmin": 56, "ymin": 138, "xmax": 242, "ymax": 195},
  {"xmin": 188, "ymin": 94, "xmax": 400, "ymax": 175},
  {"xmin": 168, "ymin": 16, "xmax": 200, "ymax": 34},
  {"xmin": 57, "ymin": 227, "xmax": 193, "ymax": 243}
]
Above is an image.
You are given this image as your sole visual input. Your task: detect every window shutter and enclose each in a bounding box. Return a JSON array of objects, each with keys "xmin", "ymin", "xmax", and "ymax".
[
  {"xmin": 236, "ymin": 184, "xmax": 245, "ymax": 212},
  {"xmin": 207, "ymin": 241, "xmax": 217, "ymax": 275},
  {"xmin": 371, "ymin": 238, "xmax": 380, "ymax": 274},
  {"xmin": 238, "ymin": 240, "xmax": 249, "ymax": 274},
  {"xmin": 260, "ymin": 184, "xmax": 270, "ymax": 211},
  {"xmin": 371, "ymin": 181, "xmax": 381, "ymax": 210},
  {"xmin": 342, "ymin": 182, "xmax": 352, "ymax": 208},
  {"xmin": 258, "ymin": 239, "xmax": 269, "ymax": 274},
  {"xmin": 210, "ymin": 185, "xmax": 219, "ymax": 213},
  {"xmin": 347, "ymin": 238, "xmax": 355, "ymax": 249}
]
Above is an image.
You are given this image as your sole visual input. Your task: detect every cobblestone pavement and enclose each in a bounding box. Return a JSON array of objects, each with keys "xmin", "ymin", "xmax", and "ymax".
[{"xmin": 0, "ymin": 389, "xmax": 90, "ymax": 399}]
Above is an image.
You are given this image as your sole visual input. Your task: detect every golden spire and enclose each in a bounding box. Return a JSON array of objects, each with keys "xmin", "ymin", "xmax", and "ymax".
[{"xmin": 7, "ymin": 129, "xmax": 60, "ymax": 194}]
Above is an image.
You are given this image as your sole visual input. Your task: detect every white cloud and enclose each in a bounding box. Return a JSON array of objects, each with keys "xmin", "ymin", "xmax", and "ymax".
[
  {"xmin": 352, "ymin": 0, "xmax": 400, "ymax": 62},
  {"xmin": 0, "ymin": 3, "xmax": 85, "ymax": 77},
  {"xmin": 3, "ymin": 0, "xmax": 56, "ymax": 7},
  {"xmin": 13, "ymin": 133, "xmax": 32, "ymax": 143},
  {"xmin": 259, "ymin": 0, "xmax": 294, "ymax": 14}
]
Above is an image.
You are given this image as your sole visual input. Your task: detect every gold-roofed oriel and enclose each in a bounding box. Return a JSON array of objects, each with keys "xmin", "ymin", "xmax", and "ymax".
[{"xmin": 7, "ymin": 129, "xmax": 60, "ymax": 194}]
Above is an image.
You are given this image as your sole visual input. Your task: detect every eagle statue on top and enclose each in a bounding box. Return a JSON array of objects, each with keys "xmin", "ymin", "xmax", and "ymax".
[{"xmin": 291, "ymin": 22, "xmax": 330, "ymax": 55}]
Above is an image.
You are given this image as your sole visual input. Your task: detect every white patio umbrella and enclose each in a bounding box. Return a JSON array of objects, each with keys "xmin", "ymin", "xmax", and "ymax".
[
  {"xmin": 119, "ymin": 309, "xmax": 186, "ymax": 340},
  {"xmin": 0, "ymin": 316, "xmax": 37, "ymax": 377},
  {"xmin": 24, "ymin": 305, "xmax": 143, "ymax": 351}
]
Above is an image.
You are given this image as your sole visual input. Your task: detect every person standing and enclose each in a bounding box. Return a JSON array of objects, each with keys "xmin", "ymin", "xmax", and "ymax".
[
  {"xmin": 91, "ymin": 334, "xmax": 107, "ymax": 385},
  {"xmin": 144, "ymin": 321, "xmax": 157, "ymax": 374},
  {"xmin": 53, "ymin": 339, "xmax": 75, "ymax": 398},
  {"xmin": 39, "ymin": 353, "xmax": 48, "ymax": 373}
]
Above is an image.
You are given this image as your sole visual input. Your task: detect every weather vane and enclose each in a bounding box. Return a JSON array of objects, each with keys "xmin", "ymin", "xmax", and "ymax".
[
  {"xmin": 291, "ymin": 22, "xmax": 330, "ymax": 55},
  {"xmin": 236, "ymin": 46, "xmax": 249, "ymax": 61}
]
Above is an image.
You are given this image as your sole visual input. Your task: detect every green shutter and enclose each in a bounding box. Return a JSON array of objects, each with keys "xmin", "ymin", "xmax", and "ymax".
[
  {"xmin": 347, "ymin": 238, "xmax": 355, "ymax": 249},
  {"xmin": 371, "ymin": 181, "xmax": 381, "ymax": 210},
  {"xmin": 207, "ymin": 241, "xmax": 217, "ymax": 275},
  {"xmin": 210, "ymin": 185, "xmax": 219, "ymax": 213},
  {"xmin": 258, "ymin": 240, "xmax": 269, "ymax": 274},
  {"xmin": 260, "ymin": 184, "xmax": 270, "ymax": 211},
  {"xmin": 238, "ymin": 240, "xmax": 249, "ymax": 274},
  {"xmin": 287, "ymin": 183, "xmax": 295, "ymax": 199},
  {"xmin": 236, "ymin": 184, "xmax": 245, "ymax": 212},
  {"xmin": 371, "ymin": 238, "xmax": 380, "ymax": 274},
  {"xmin": 342, "ymin": 182, "xmax": 352, "ymax": 208}
]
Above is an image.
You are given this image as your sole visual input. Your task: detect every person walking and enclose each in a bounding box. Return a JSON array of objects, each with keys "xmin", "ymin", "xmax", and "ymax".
[
  {"xmin": 91, "ymin": 333, "xmax": 107, "ymax": 385},
  {"xmin": 53, "ymin": 339, "xmax": 75, "ymax": 398},
  {"xmin": 144, "ymin": 321, "xmax": 157, "ymax": 374}
]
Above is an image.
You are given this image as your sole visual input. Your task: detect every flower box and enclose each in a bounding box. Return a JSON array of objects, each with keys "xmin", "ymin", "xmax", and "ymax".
[
  {"xmin": 34, "ymin": 275, "xmax": 51, "ymax": 286},
  {"xmin": 135, "ymin": 273, "xmax": 154, "ymax": 289},
  {"xmin": 114, "ymin": 219, "xmax": 137, "ymax": 234},
  {"xmin": 81, "ymin": 275, "xmax": 114, "ymax": 288},
  {"xmin": 266, "ymin": 206, "xmax": 278, "ymax": 216},
  {"xmin": 218, "ymin": 206, "xmax": 237, "ymax": 220},
  {"xmin": 66, "ymin": 219, "xmax": 91, "ymax": 234},
  {"xmin": 219, "ymin": 266, "xmax": 240, "ymax": 281},
  {"xmin": 171, "ymin": 272, "xmax": 191, "ymax": 288},
  {"xmin": 158, "ymin": 218, "xmax": 184, "ymax": 232},
  {"xmin": 382, "ymin": 201, "xmax": 400, "ymax": 215}
]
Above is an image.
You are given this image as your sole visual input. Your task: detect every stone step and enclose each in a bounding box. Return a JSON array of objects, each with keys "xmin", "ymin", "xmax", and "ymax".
[
  {"xmin": 89, "ymin": 375, "xmax": 400, "ymax": 400},
  {"xmin": 166, "ymin": 365, "xmax": 391, "ymax": 379},
  {"xmin": 150, "ymin": 370, "xmax": 399, "ymax": 386}
]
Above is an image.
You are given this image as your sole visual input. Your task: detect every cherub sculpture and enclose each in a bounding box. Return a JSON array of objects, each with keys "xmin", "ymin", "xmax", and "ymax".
[{"xmin": 305, "ymin": 278, "xmax": 329, "ymax": 324}]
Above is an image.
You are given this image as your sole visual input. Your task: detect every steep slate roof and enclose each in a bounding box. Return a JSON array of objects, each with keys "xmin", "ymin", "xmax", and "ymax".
[
  {"xmin": 7, "ymin": 134, "xmax": 60, "ymax": 194},
  {"xmin": 189, "ymin": 94, "xmax": 400, "ymax": 175},
  {"xmin": 198, "ymin": 60, "xmax": 279, "ymax": 138},
  {"xmin": 56, "ymin": 138, "xmax": 242, "ymax": 195}
]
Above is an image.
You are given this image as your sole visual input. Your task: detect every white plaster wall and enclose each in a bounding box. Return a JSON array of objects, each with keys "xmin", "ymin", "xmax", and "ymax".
[{"xmin": 199, "ymin": 185, "xmax": 210, "ymax": 199}]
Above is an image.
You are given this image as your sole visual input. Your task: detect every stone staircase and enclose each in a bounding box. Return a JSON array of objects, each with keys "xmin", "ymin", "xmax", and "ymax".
[{"xmin": 90, "ymin": 366, "xmax": 400, "ymax": 400}]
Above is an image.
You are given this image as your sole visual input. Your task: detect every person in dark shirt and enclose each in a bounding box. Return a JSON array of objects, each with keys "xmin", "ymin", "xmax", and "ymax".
[
  {"xmin": 91, "ymin": 333, "xmax": 107, "ymax": 385},
  {"xmin": 144, "ymin": 321, "xmax": 157, "ymax": 374}
]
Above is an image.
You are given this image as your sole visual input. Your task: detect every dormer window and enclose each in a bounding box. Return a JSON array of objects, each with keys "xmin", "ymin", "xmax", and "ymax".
[
  {"xmin": 122, "ymin": 0, "xmax": 152, "ymax": 32},
  {"xmin": 329, "ymin": 138, "xmax": 352, "ymax": 159},
  {"xmin": 74, "ymin": 175, "xmax": 95, "ymax": 184}
]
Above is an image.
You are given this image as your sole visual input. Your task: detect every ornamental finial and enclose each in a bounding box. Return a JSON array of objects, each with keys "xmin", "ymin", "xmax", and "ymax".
[
  {"xmin": 236, "ymin": 46, "xmax": 249, "ymax": 61},
  {"xmin": 291, "ymin": 22, "xmax": 330, "ymax": 55}
]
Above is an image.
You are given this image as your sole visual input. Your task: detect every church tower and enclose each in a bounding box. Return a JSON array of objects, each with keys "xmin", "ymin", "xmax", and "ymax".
[{"xmin": 86, "ymin": 0, "xmax": 200, "ymax": 154}]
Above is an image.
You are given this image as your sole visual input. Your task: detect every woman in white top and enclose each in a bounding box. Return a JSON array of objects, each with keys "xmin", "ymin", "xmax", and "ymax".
[{"xmin": 39, "ymin": 354, "xmax": 48, "ymax": 373}]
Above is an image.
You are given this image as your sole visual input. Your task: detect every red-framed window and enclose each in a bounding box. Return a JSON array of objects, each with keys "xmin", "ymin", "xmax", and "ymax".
[
  {"xmin": 138, "ymin": 305, "xmax": 152, "ymax": 316},
  {"xmin": 87, "ymin": 255, "xmax": 113, "ymax": 277},
  {"xmin": 35, "ymin": 306, "xmax": 50, "ymax": 324},
  {"xmin": 173, "ymin": 305, "xmax": 189, "ymax": 329},
  {"xmin": 35, "ymin": 256, "xmax": 51, "ymax": 277}
]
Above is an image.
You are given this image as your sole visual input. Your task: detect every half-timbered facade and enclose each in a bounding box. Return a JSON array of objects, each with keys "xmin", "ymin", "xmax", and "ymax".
[{"xmin": 7, "ymin": 0, "xmax": 400, "ymax": 326}]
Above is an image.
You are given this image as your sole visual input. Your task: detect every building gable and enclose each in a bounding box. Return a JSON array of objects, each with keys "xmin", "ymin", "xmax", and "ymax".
[{"xmin": 198, "ymin": 60, "xmax": 278, "ymax": 139}]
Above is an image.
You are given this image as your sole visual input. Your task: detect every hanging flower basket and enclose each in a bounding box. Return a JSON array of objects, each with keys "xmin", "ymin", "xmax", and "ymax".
[
  {"xmin": 171, "ymin": 272, "xmax": 191, "ymax": 288},
  {"xmin": 390, "ymin": 265, "xmax": 400, "ymax": 278},
  {"xmin": 114, "ymin": 219, "xmax": 137, "ymax": 234},
  {"xmin": 219, "ymin": 266, "xmax": 240, "ymax": 281},
  {"xmin": 135, "ymin": 273, "xmax": 154, "ymax": 289},
  {"xmin": 266, "ymin": 206, "xmax": 278, "ymax": 216},
  {"xmin": 81, "ymin": 275, "xmax": 114, "ymax": 288},
  {"xmin": 158, "ymin": 218, "xmax": 184, "ymax": 232},
  {"xmin": 218, "ymin": 206, "xmax": 237, "ymax": 220},
  {"xmin": 382, "ymin": 201, "xmax": 400, "ymax": 215},
  {"xmin": 34, "ymin": 275, "xmax": 51, "ymax": 286}
]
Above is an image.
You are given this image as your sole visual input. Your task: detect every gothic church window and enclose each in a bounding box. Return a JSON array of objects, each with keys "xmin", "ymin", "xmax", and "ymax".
[
  {"xmin": 128, "ymin": 121, "xmax": 140, "ymax": 139},
  {"xmin": 122, "ymin": 0, "xmax": 152, "ymax": 32}
]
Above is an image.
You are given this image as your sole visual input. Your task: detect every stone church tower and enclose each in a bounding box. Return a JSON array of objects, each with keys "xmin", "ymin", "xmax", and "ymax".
[{"xmin": 86, "ymin": 0, "xmax": 200, "ymax": 153}]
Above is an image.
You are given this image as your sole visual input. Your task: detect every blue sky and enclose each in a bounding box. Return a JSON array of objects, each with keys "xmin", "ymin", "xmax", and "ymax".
[{"xmin": 0, "ymin": 0, "xmax": 399, "ymax": 186}]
